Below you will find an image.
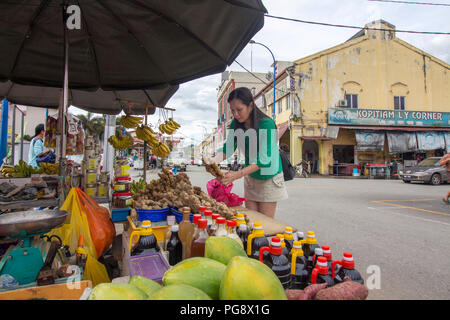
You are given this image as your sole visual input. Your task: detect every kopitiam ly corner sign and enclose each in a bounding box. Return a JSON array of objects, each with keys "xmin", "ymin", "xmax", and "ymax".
[{"xmin": 328, "ymin": 108, "xmax": 450, "ymax": 127}]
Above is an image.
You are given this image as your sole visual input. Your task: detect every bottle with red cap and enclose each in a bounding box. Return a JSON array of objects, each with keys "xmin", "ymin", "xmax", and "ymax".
[
  {"xmin": 259, "ymin": 237, "xmax": 291, "ymax": 289},
  {"xmin": 311, "ymin": 256, "xmax": 335, "ymax": 287},
  {"xmin": 204, "ymin": 210, "xmax": 213, "ymax": 232},
  {"xmin": 189, "ymin": 219, "xmax": 209, "ymax": 258},
  {"xmin": 214, "ymin": 217, "xmax": 228, "ymax": 237},
  {"xmin": 198, "ymin": 206, "xmax": 207, "ymax": 218},
  {"xmin": 209, "ymin": 213, "xmax": 221, "ymax": 236},
  {"xmin": 321, "ymin": 245, "xmax": 335, "ymax": 276},
  {"xmin": 226, "ymin": 220, "xmax": 244, "ymax": 247},
  {"xmin": 290, "ymin": 240, "xmax": 309, "ymax": 289},
  {"xmin": 332, "ymin": 252, "xmax": 364, "ymax": 284}
]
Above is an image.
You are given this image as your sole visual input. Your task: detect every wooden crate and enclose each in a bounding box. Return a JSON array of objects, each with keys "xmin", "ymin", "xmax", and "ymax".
[{"xmin": 0, "ymin": 280, "xmax": 92, "ymax": 300}]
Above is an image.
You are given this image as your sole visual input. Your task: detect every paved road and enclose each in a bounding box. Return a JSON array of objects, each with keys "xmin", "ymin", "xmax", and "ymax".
[{"xmin": 132, "ymin": 165, "xmax": 450, "ymax": 300}]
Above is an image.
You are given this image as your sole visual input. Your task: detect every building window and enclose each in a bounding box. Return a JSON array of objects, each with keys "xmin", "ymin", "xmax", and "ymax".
[
  {"xmin": 286, "ymin": 96, "xmax": 290, "ymax": 110},
  {"xmin": 394, "ymin": 96, "xmax": 405, "ymax": 110},
  {"xmin": 345, "ymin": 94, "xmax": 358, "ymax": 109},
  {"xmin": 278, "ymin": 100, "xmax": 282, "ymax": 114}
]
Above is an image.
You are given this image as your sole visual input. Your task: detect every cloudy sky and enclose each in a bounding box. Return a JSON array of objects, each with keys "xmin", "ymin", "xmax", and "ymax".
[{"xmin": 71, "ymin": 0, "xmax": 450, "ymax": 146}]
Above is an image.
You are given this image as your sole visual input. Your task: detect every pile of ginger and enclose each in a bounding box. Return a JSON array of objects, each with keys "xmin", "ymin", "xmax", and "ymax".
[{"xmin": 132, "ymin": 168, "xmax": 247, "ymax": 221}]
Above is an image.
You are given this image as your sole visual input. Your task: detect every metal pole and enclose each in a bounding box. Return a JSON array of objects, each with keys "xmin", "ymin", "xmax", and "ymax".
[
  {"xmin": 0, "ymin": 99, "xmax": 9, "ymax": 166},
  {"xmin": 249, "ymin": 40, "xmax": 276, "ymax": 122},
  {"xmin": 20, "ymin": 111, "xmax": 24, "ymax": 161},
  {"xmin": 11, "ymin": 105, "xmax": 16, "ymax": 165}
]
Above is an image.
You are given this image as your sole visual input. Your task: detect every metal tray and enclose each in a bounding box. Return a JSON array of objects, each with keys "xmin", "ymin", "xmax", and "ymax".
[{"xmin": 0, "ymin": 210, "xmax": 69, "ymax": 237}]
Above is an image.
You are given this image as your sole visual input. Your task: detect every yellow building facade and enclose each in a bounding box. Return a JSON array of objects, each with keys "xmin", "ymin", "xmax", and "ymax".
[{"xmin": 287, "ymin": 20, "xmax": 450, "ymax": 175}]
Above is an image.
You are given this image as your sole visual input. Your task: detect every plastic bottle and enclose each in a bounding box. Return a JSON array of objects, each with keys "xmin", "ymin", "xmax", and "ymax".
[
  {"xmin": 226, "ymin": 220, "xmax": 244, "ymax": 247},
  {"xmin": 164, "ymin": 215, "xmax": 177, "ymax": 250},
  {"xmin": 198, "ymin": 206, "xmax": 207, "ymax": 218},
  {"xmin": 190, "ymin": 219, "xmax": 209, "ymax": 258},
  {"xmin": 246, "ymin": 222, "xmax": 269, "ymax": 260},
  {"xmin": 237, "ymin": 223, "xmax": 250, "ymax": 252},
  {"xmin": 259, "ymin": 237, "xmax": 291, "ymax": 289},
  {"xmin": 185, "ymin": 214, "xmax": 202, "ymax": 258},
  {"xmin": 311, "ymin": 248, "xmax": 324, "ymax": 271},
  {"xmin": 332, "ymin": 252, "xmax": 364, "ymax": 284},
  {"xmin": 204, "ymin": 210, "xmax": 213, "ymax": 232},
  {"xmin": 297, "ymin": 232, "xmax": 304, "ymax": 242},
  {"xmin": 276, "ymin": 233, "xmax": 291, "ymax": 260},
  {"xmin": 235, "ymin": 213, "xmax": 246, "ymax": 226},
  {"xmin": 300, "ymin": 231, "xmax": 320, "ymax": 272},
  {"xmin": 322, "ymin": 245, "xmax": 335, "ymax": 276},
  {"xmin": 290, "ymin": 240, "xmax": 309, "ymax": 289},
  {"xmin": 129, "ymin": 220, "xmax": 159, "ymax": 256},
  {"xmin": 283, "ymin": 227, "xmax": 294, "ymax": 253},
  {"xmin": 209, "ymin": 213, "xmax": 220, "ymax": 236},
  {"xmin": 178, "ymin": 207, "xmax": 194, "ymax": 260},
  {"xmin": 76, "ymin": 235, "xmax": 87, "ymax": 268},
  {"xmin": 311, "ymin": 256, "xmax": 335, "ymax": 287},
  {"xmin": 214, "ymin": 217, "xmax": 228, "ymax": 237},
  {"xmin": 166, "ymin": 225, "xmax": 183, "ymax": 266}
]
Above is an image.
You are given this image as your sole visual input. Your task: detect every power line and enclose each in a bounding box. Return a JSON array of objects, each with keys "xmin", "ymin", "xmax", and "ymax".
[
  {"xmin": 233, "ymin": 60, "xmax": 286, "ymax": 94},
  {"xmin": 368, "ymin": 0, "xmax": 450, "ymax": 7},
  {"xmin": 264, "ymin": 14, "xmax": 450, "ymax": 35}
]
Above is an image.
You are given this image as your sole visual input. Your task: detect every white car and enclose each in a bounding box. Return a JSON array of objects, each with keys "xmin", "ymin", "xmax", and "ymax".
[{"xmin": 167, "ymin": 157, "xmax": 187, "ymax": 172}]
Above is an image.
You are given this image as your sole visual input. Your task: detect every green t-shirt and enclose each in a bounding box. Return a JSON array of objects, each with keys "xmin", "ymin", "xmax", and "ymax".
[{"xmin": 218, "ymin": 118, "xmax": 282, "ymax": 180}]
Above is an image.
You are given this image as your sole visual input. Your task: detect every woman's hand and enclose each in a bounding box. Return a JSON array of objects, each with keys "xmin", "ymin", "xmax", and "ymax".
[{"xmin": 220, "ymin": 170, "xmax": 244, "ymax": 186}]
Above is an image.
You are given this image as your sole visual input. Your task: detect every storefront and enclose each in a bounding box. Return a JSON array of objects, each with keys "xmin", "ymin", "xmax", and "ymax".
[{"xmin": 327, "ymin": 108, "xmax": 450, "ymax": 176}]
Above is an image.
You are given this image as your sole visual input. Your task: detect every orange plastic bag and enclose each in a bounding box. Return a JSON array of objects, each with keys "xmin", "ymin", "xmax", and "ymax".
[{"xmin": 75, "ymin": 188, "xmax": 116, "ymax": 258}]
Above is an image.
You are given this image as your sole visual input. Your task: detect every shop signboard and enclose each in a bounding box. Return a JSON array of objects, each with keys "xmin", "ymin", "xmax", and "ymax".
[{"xmin": 329, "ymin": 108, "xmax": 450, "ymax": 127}]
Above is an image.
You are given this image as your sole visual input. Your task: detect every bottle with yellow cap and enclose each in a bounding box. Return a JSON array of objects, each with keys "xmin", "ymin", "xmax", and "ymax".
[
  {"xmin": 129, "ymin": 220, "xmax": 159, "ymax": 256},
  {"xmin": 235, "ymin": 213, "xmax": 246, "ymax": 226},
  {"xmin": 246, "ymin": 222, "xmax": 269, "ymax": 260},
  {"xmin": 283, "ymin": 227, "xmax": 294, "ymax": 253},
  {"xmin": 299, "ymin": 231, "xmax": 320, "ymax": 272},
  {"xmin": 290, "ymin": 240, "xmax": 309, "ymax": 289}
]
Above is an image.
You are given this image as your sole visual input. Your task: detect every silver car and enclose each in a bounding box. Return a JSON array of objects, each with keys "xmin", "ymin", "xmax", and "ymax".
[{"xmin": 399, "ymin": 157, "xmax": 448, "ymax": 185}]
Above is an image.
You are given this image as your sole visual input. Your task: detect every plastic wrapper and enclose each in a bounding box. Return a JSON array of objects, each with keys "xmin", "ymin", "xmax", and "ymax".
[{"xmin": 206, "ymin": 179, "xmax": 246, "ymax": 207}]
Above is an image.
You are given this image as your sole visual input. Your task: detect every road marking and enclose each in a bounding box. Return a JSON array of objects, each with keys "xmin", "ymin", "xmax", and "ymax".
[
  {"xmin": 372, "ymin": 200, "xmax": 450, "ymax": 217},
  {"xmin": 295, "ymin": 186, "xmax": 339, "ymax": 189},
  {"xmin": 367, "ymin": 206, "xmax": 450, "ymax": 227}
]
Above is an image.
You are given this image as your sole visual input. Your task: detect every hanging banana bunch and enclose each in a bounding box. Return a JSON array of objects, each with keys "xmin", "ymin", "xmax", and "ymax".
[
  {"xmin": 135, "ymin": 125, "xmax": 159, "ymax": 148},
  {"xmin": 120, "ymin": 115, "xmax": 143, "ymax": 129},
  {"xmin": 158, "ymin": 119, "xmax": 180, "ymax": 135},
  {"xmin": 108, "ymin": 134, "xmax": 134, "ymax": 150},
  {"xmin": 152, "ymin": 142, "xmax": 171, "ymax": 158}
]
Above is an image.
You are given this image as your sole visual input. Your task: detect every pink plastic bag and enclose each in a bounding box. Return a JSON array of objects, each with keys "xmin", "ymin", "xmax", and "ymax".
[{"xmin": 206, "ymin": 179, "xmax": 247, "ymax": 207}]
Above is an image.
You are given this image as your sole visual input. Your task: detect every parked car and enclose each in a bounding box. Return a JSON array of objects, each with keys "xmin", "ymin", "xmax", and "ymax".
[
  {"xmin": 399, "ymin": 157, "xmax": 448, "ymax": 185},
  {"xmin": 167, "ymin": 157, "xmax": 187, "ymax": 172}
]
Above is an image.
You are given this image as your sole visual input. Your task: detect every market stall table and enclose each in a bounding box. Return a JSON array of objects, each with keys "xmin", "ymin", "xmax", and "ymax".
[{"xmin": 0, "ymin": 280, "xmax": 91, "ymax": 300}]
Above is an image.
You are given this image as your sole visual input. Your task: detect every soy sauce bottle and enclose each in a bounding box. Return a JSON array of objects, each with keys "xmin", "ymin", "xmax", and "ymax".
[
  {"xmin": 166, "ymin": 225, "xmax": 183, "ymax": 265},
  {"xmin": 290, "ymin": 241, "xmax": 309, "ymax": 290},
  {"xmin": 276, "ymin": 233, "xmax": 291, "ymax": 260},
  {"xmin": 322, "ymin": 245, "xmax": 335, "ymax": 276},
  {"xmin": 311, "ymin": 256, "xmax": 335, "ymax": 287},
  {"xmin": 332, "ymin": 252, "xmax": 364, "ymax": 284},
  {"xmin": 300, "ymin": 231, "xmax": 320, "ymax": 273},
  {"xmin": 283, "ymin": 227, "xmax": 295, "ymax": 253},
  {"xmin": 246, "ymin": 222, "xmax": 269, "ymax": 260},
  {"xmin": 129, "ymin": 220, "xmax": 159, "ymax": 256},
  {"xmin": 237, "ymin": 223, "xmax": 250, "ymax": 252},
  {"xmin": 259, "ymin": 237, "xmax": 291, "ymax": 289}
]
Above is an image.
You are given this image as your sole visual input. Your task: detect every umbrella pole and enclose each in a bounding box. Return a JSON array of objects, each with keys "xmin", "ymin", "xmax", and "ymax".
[
  {"xmin": 143, "ymin": 107, "xmax": 148, "ymax": 182},
  {"xmin": 58, "ymin": 4, "xmax": 70, "ymax": 206}
]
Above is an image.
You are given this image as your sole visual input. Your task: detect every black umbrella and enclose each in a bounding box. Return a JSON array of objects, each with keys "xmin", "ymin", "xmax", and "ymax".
[{"xmin": 0, "ymin": 0, "xmax": 266, "ymax": 91}]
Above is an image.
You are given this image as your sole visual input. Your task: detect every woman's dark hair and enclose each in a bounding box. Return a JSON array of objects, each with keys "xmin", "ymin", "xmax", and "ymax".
[
  {"xmin": 34, "ymin": 123, "xmax": 45, "ymax": 138},
  {"xmin": 227, "ymin": 87, "xmax": 273, "ymax": 130}
]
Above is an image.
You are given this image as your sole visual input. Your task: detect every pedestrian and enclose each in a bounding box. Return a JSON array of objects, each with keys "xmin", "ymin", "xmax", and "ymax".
[
  {"xmin": 28, "ymin": 123, "xmax": 49, "ymax": 168},
  {"xmin": 438, "ymin": 153, "xmax": 450, "ymax": 204},
  {"xmin": 211, "ymin": 87, "xmax": 288, "ymax": 219}
]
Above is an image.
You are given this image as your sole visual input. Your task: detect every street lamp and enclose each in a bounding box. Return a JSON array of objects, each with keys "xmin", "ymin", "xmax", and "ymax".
[{"xmin": 249, "ymin": 40, "xmax": 276, "ymax": 122}]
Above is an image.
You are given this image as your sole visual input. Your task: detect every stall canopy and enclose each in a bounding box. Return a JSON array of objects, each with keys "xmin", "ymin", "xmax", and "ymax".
[
  {"xmin": 386, "ymin": 132, "xmax": 418, "ymax": 154},
  {"xmin": 0, "ymin": 82, "xmax": 178, "ymax": 115},
  {"xmin": 0, "ymin": 1, "xmax": 266, "ymax": 109},
  {"xmin": 416, "ymin": 131, "xmax": 446, "ymax": 151},
  {"xmin": 355, "ymin": 130, "xmax": 385, "ymax": 152},
  {"xmin": 445, "ymin": 133, "xmax": 450, "ymax": 153}
]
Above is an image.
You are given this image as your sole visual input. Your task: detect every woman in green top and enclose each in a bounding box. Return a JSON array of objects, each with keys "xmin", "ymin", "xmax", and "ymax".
[{"xmin": 212, "ymin": 87, "xmax": 288, "ymax": 218}]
